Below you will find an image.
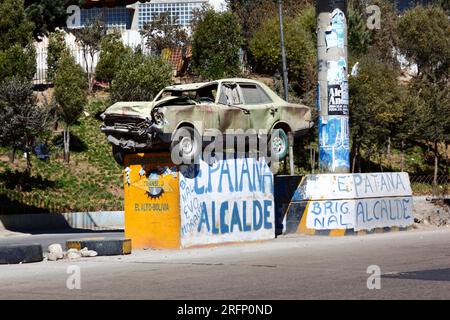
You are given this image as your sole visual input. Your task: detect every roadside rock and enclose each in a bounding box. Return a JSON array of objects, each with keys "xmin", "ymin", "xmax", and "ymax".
[
  {"xmin": 65, "ymin": 248, "xmax": 82, "ymax": 260},
  {"xmin": 80, "ymin": 247, "xmax": 98, "ymax": 257},
  {"xmin": 47, "ymin": 244, "xmax": 64, "ymax": 261}
]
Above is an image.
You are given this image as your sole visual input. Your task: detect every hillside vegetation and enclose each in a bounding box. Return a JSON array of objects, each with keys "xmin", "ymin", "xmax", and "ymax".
[{"xmin": 0, "ymin": 95, "xmax": 123, "ymax": 214}]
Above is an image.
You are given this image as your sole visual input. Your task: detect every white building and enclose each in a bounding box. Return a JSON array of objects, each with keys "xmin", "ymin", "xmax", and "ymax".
[{"xmin": 34, "ymin": 0, "xmax": 227, "ymax": 83}]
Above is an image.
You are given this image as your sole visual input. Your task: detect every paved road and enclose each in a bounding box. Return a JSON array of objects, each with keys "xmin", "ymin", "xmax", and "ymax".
[{"xmin": 0, "ymin": 228, "xmax": 449, "ymax": 299}]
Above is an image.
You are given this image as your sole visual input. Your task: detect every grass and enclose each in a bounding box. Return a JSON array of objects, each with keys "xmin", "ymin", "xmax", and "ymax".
[{"xmin": 0, "ymin": 95, "xmax": 124, "ymax": 214}]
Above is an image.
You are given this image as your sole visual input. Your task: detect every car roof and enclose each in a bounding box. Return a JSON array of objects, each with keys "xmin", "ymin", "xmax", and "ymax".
[{"xmin": 163, "ymin": 78, "xmax": 263, "ymax": 91}]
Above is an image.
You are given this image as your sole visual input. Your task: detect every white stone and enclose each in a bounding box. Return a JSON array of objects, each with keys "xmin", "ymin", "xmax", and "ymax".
[
  {"xmin": 80, "ymin": 248, "xmax": 98, "ymax": 257},
  {"xmin": 65, "ymin": 248, "xmax": 81, "ymax": 260},
  {"xmin": 47, "ymin": 244, "xmax": 64, "ymax": 260}
]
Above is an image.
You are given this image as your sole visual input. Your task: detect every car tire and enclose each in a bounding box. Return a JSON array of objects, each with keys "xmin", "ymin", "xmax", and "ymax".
[
  {"xmin": 112, "ymin": 146, "xmax": 125, "ymax": 166},
  {"xmin": 171, "ymin": 126, "xmax": 201, "ymax": 164},
  {"xmin": 269, "ymin": 129, "xmax": 289, "ymax": 161}
]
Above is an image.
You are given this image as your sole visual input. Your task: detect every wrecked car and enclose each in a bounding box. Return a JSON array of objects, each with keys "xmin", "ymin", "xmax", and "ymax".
[{"xmin": 100, "ymin": 78, "xmax": 312, "ymax": 165}]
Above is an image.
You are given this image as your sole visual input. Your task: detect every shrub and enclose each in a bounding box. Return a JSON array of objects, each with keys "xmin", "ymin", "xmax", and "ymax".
[
  {"xmin": 54, "ymin": 52, "xmax": 88, "ymax": 163},
  {"xmin": 0, "ymin": 77, "xmax": 49, "ymax": 175},
  {"xmin": 191, "ymin": 9, "xmax": 243, "ymax": 80},
  {"xmin": 110, "ymin": 51, "xmax": 172, "ymax": 102},
  {"xmin": 95, "ymin": 30, "xmax": 130, "ymax": 83},
  {"xmin": 0, "ymin": 44, "xmax": 36, "ymax": 81},
  {"xmin": 46, "ymin": 30, "xmax": 67, "ymax": 83},
  {"xmin": 249, "ymin": 5, "xmax": 316, "ymax": 95}
]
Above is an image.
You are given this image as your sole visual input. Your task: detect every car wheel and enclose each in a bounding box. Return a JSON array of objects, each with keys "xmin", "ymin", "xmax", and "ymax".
[
  {"xmin": 270, "ymin": 129, "xmax": 289, "ymax": 161},
  {"xmin": 171, "ymin": 126, "xmax": 200, "ymax": 164},
  {"xmin": 112, "ymin": 146, "xmax": 125, "ymax": 166}
]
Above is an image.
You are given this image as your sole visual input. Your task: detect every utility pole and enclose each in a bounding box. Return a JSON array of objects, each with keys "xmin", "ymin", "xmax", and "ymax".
[
  {"xmin": 278, "ymin": 0, "xmax": 289, "ymax": 102},
  {"xmin": 316, "ymin": 0, "xmax": 350, "ymax": 173}
]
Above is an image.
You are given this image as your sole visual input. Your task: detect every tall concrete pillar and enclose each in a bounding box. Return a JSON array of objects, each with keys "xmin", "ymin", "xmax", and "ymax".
[{"xmin": 316, "ymin": 0, "xmax": 350, "ymax": 173}]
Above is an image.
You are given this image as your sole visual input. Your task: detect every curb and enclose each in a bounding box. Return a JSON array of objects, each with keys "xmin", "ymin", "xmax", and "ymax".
[
  {"xmin": 0, "ymin": 211, "xmax": 124, "ymax": 232},
  {"xmin": 0, "ymin": 244, "xmax": 43, "ymax": 264},
  {"xmin": 66, "ymin": 238, "xmax": 132, "ymax": 256}
]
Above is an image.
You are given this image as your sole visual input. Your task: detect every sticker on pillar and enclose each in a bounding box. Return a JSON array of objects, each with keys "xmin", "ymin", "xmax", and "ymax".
[
  {"xmin": 325, "ymin": 8, "xmax": 346, "ymax": 50},
  {"xmin": 327, "ymin": 58, "xmax": 347, "ymax": 84},
  {"xmin": 319, "ymin": 116, "xmax": 350, "ymax": 171},
  {"xmin": 328, "ymin": 81, "xmax": 349, "ymax": 115}
]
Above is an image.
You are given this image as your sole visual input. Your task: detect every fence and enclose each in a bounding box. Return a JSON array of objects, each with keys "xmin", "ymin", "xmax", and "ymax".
[
  {"xmin": 34, "ymin": 45, "xmax": 102, "ymax": 85},
  {"xmin": 409, "ymin": 174, "xmax": 450, "ymax": 199}
]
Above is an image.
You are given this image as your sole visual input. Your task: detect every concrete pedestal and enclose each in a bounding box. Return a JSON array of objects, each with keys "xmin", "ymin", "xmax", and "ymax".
[
  {"xmin": 124, "ymin": 153, "xmax": 275, "ymax": 249},
  {"xmin": 280, "ymin": 172, "xmax": 414, "ymax": 236}
]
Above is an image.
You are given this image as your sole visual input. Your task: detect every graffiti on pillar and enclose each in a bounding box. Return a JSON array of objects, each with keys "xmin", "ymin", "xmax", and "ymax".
[
  {"xmin": 306, "ymin": 197, "xmax": 413, "ymax": 231},
  {"xmin": 319, "ymin": 116, "xmax": 350, "ymax": 171},
  {"xmin": 179, "ymin": 157, "xmax": 275, "ymax": 247},
  {"xmin": 325, "ymin": 8, "xmax": 346, "ymax": 50}
]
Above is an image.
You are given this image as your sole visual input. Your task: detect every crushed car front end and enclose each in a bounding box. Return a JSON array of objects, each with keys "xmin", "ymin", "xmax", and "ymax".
[{"xmin": 100, "ymin": 101, "xmax": 168, "ymax": 152}]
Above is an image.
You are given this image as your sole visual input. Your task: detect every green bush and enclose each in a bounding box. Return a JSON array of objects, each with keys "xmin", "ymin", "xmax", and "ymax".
[
  {"xmin": 110, "ymin": 51, "xmax": 172, "ymax": 102},
  {"xmin": 95, "ymin": 30, "xmax": 130, "ymax": 83},
  {"xmin": 0, "ymin": 0, "xmax": 34, "ymax": 50},
  {"xmin": 46, "ymin": 30, "xmax": 67, "ymax": 83},
  {"xmin": 54, "ymin": 52, "xmax": 87, "ymax": 125},
  {"xmin": 0, "ymin": 44, "xmax": 36, "ymax": 80},
  {"xmin": 249, "ymin": 5, "xmax": 316, "ymax": 94},
  {"xmin": 54, "ymin": 51, "xmax": 88, "ymax": 162},
  {"xmin": 191, "ymin": 9, "xmax": 243, "ymax": 80}
]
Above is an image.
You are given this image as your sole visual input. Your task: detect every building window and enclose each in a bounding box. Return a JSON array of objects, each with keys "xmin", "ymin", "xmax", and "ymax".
[
  {"xmin": 138, "ymin": 1, "xmax": 205, "ymax": 29},
  {"xmin": 78, "ymin": 7, "xmax": 130, "ymax": 30}
]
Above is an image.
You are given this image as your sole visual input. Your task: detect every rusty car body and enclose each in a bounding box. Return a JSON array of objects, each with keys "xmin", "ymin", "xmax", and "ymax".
[{"xmin": 101, "ymin": 78, "xmax": 312, "ymax": 164}]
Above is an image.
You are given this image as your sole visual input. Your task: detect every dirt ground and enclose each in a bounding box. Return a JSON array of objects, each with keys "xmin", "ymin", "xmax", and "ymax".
[{"xmin": 413, "ymin": 198, "xmax": 450, "ymax": 228}]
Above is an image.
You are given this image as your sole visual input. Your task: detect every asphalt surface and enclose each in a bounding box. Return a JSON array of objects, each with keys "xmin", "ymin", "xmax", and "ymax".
[{"xmin": 0, "ymin": 228, "xmax": 449, "ymax": 299}]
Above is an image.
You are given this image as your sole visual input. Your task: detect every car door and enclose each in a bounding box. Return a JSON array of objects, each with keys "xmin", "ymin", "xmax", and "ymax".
[
  {"xmin": 237, "ymin": 82, "xmax": 275, "ymax": 135},
  {"xmin": 216, "ymin": 82, "xmax": 251, "ymax": 133}
]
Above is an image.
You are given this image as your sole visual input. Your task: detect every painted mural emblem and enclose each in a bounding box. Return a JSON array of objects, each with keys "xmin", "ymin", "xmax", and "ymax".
[
  {"xmin": 147, "ymin": 173, "xmax": 165, "ymax": 198},
  {"xmin": 129, "ymin": 166, "xmax": 175, "ymax": 199}
]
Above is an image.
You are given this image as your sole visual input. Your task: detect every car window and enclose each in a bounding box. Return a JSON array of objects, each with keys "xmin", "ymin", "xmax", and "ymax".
[
  {"xmin": 196, "ymin": 84, "xmax": 218, "ymax": 103},
  {"xmin": 239, "ymin": 83, "xmax": 273, "ymax": 104},
  {"xmin": 219, "ymin": 83, "xmax": 243, "ymax": 105}
]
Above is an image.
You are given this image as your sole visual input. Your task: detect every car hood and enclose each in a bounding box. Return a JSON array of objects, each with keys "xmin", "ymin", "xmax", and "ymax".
[
  {"xmin": 102, "ymin": 101, "xmax": 154, "ymax": 118},
  {"xmin": 102, "ymin": 96, "xmax": 187, "ymax": 119}
]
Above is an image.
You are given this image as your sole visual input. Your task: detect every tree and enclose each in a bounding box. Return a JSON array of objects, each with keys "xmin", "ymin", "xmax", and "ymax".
[
  {"xmin": 46, "ymin": 30, "xmax": 67, "ymax": 83},
  {"xmin": 249, "ymin": 5, "xmax": 316, "ymax": 96},
  {"xmin": 140, "ymin": 12, "xmax": 189, "ymax": 56},
  {"xmin": 0, "ymin": 77, "xmax": 49, "ymax": 178},
  {"xmin": 362, "ymin": 0, "xmax": 399, "ymax": 66},
  {"xmin": 347, "ymin": 4, "xmax": 372, "ymax": 58},
  {"xmin": 24, "ymin": 0, "xmax": 72, "ymax": 39},
  {"xmin": 228, "ymin": 0, "xmax": 311, "ymax": 45},
  {"xmin": 191, "ymin": 9, "xmax": 243, "ymax": 80},
  {"xmin": 110, "ymin": 50, "xmax": 172, "ymax": 103},
  {"xmin": 0, "ymin": 44, "xmax": 36, "ymax": 81},
  {"xmin": 0, "ymin": 0, "xmax": 34, "ymax": 50},
  {"xmin": 71, "ymin": 16, "xmax": 106, "ymax": 91},
  {"xmin": 349, "ymin": 55, "xmax": 404, "ymax": 172},
  {"xmin": 410, "ymin": 76, "xmax": 450, "ymax": 193},
  {"xmin": 397, "ymin": 4, "xmax": 450, "ymax": 192},
  {"xmin": 54, "ymin": 51, "xmax": 87, "ymax": 163},
  {"xmin": 0, "ymin": 0, "xmax": 36, "ymax": 80},
  {"xmin": 397, "ymin": 5, "xmax": 450, "ymax": 79},
  {"xmin": 95, "ymin": 29, "xmax": 130, "ymax": 84}
]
